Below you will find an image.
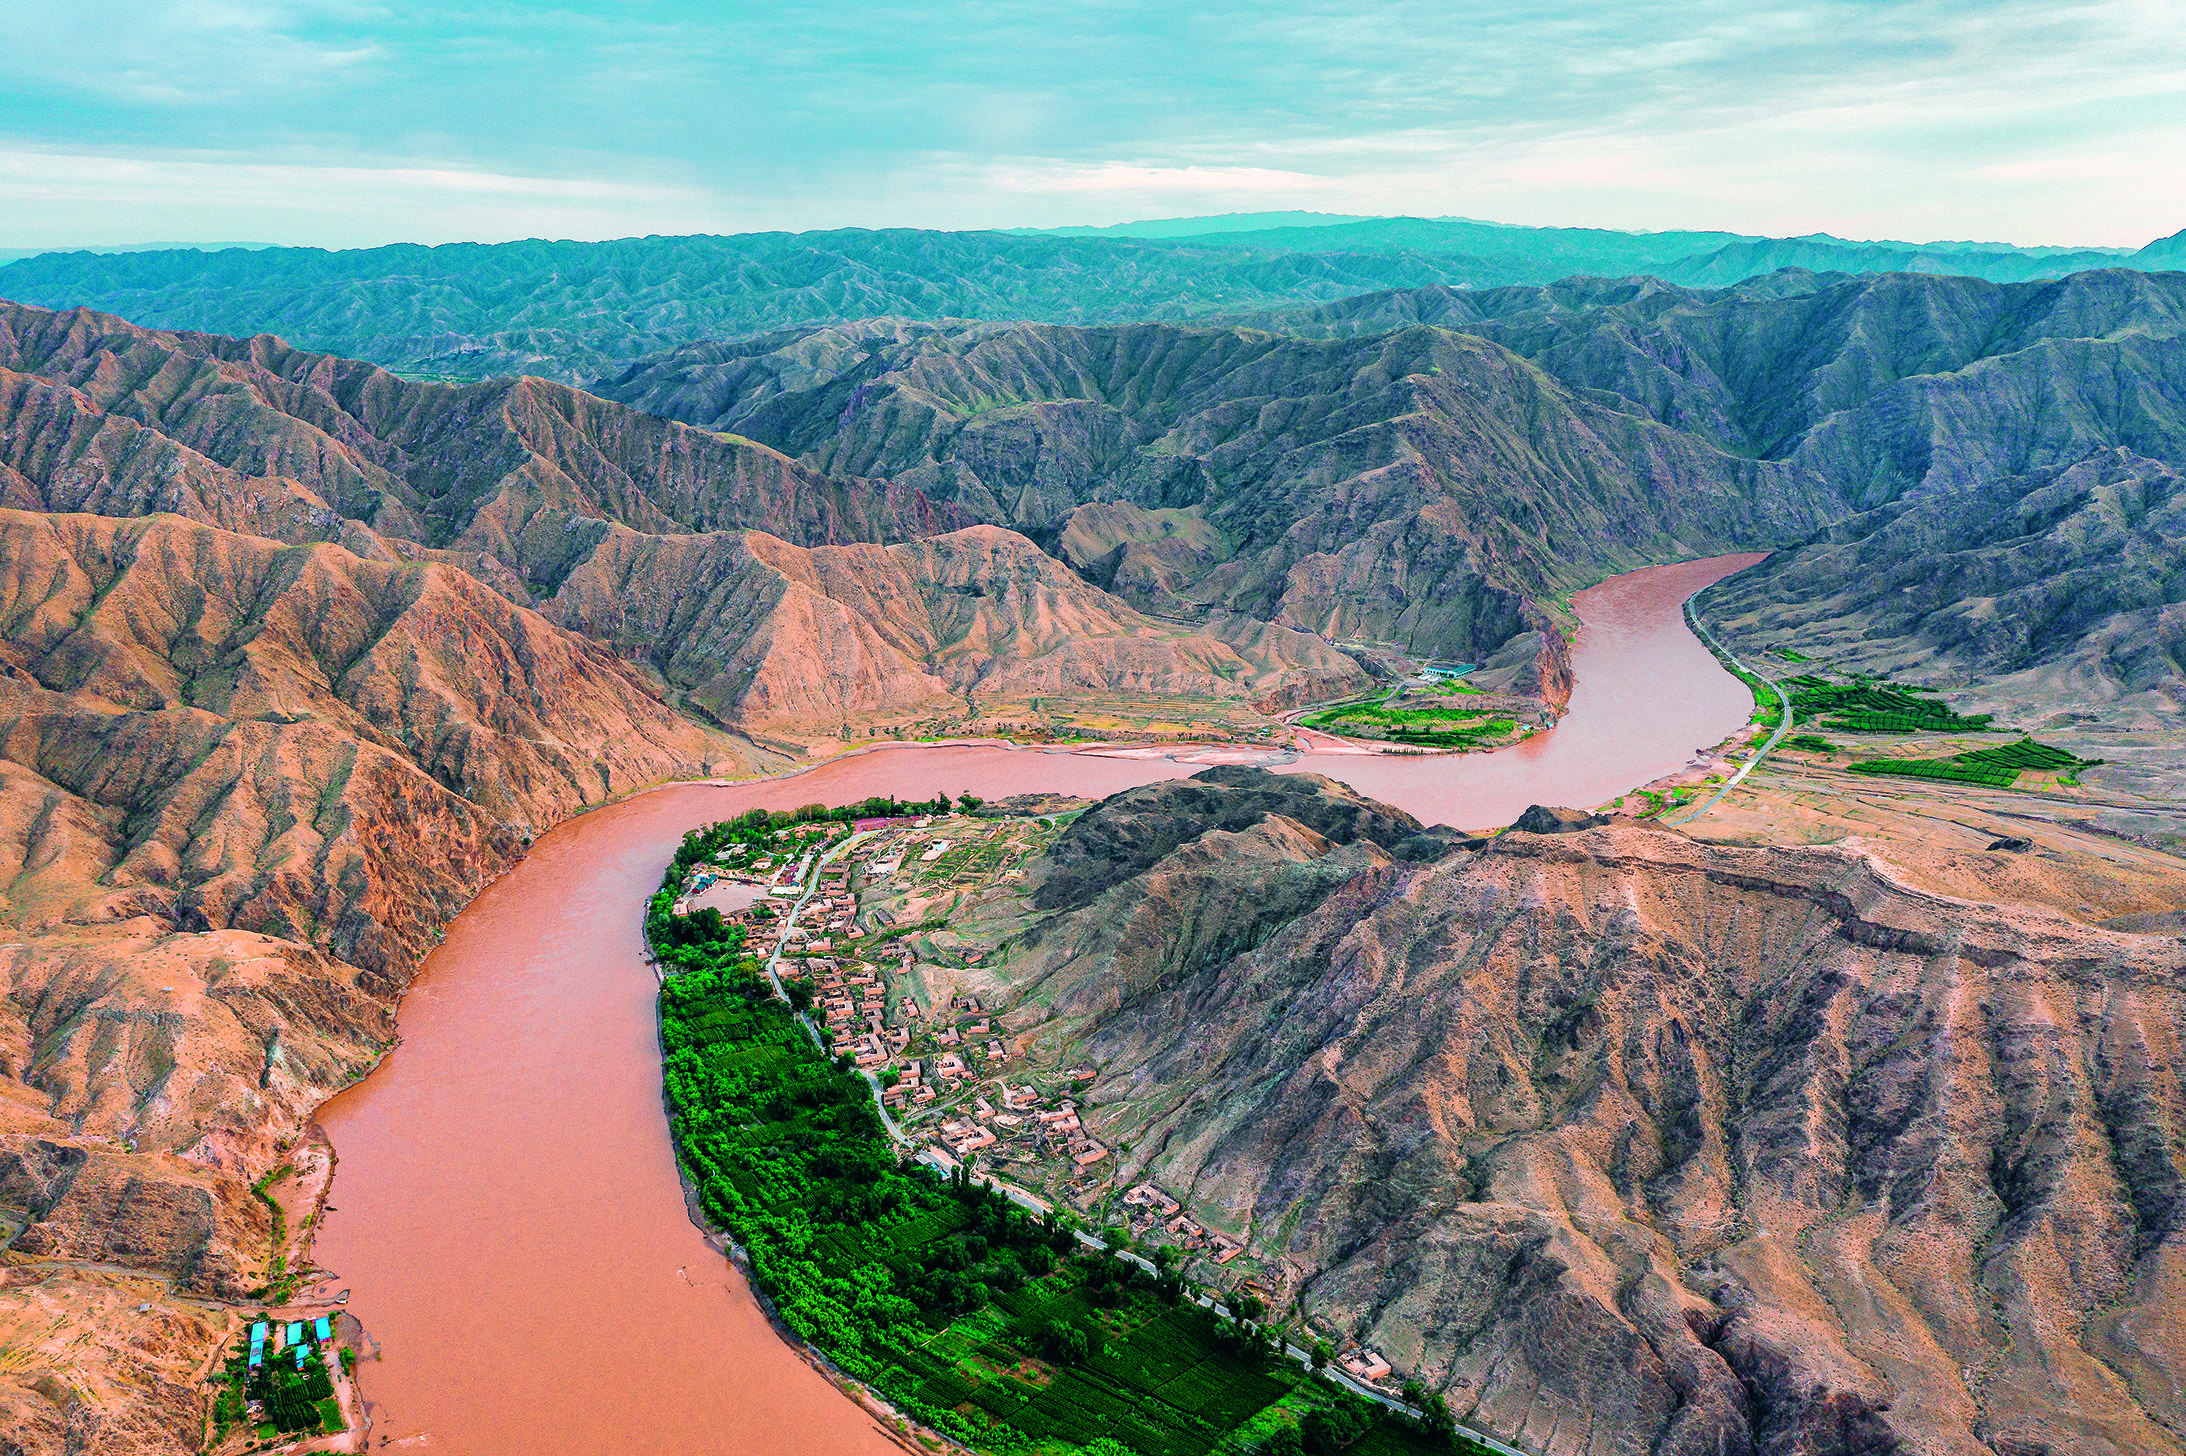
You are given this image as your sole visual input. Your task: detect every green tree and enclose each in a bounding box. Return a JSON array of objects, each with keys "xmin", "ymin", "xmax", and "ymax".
[
  {"xmin": 1041, "ymin": 1318, "xmax": 1091, "ymax": 1364},
  {"xmin": 1300, "ymin": 1398, "xmax": 1376, "ymax": 1454}
]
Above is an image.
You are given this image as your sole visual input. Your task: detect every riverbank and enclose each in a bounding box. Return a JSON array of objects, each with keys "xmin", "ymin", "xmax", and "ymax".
[{"xmin": 304, "ymin": 554, "xmax": 1771, "ymax": 1454}]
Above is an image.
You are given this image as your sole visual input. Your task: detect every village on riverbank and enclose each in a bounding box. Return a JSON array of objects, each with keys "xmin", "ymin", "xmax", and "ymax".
[
  {"xmin": 647, "ymin": 793, "xmax": 1481, "ymax": 1456},
  {"xmin": 652, "ymin": 796, "xmax": 1412, "ymax": 1390}
]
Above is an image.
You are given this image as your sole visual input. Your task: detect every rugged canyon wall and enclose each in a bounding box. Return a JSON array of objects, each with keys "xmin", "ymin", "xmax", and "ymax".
[
  {"xmin": 602, "ymin": 317, "xmax": 1836, "ymax": 676},
  {"xmin": 0, "ymin": 301, "xmax": 1381, "ymax": 734},
  {"xmin": 1242, "ymin": 269, "xmax": 2186, "ymax": 717},
  {"xmin": 0, "ymin": 508, "xmax": 753, "ymax": 1454},
  {"xmin": 980, "ymin": 769, "xmax": 2186, "ymax": 1456}
]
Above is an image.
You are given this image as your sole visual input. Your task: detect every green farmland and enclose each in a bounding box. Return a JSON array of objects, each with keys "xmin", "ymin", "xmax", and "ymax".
[
  {"xmin": 1299, "ymin": 700, "xmax": 1517, "ymax": 750},
  {"xmin": 1848, "ymin": 738, "xmax": 2102, "ymax": 789},
  {"xmin": 1783, "ymin": 676, "xmax": 1993, "ymax": 734}
]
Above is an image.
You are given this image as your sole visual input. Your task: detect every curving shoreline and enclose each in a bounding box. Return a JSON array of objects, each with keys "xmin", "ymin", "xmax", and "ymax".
[{"xmin": 305, "ymin": 553, "xmax": 1764, "ymax": 1454}]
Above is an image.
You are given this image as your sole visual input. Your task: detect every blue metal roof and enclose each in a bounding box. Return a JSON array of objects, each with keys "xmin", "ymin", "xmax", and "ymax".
[
  {"xmin": 315, "ymin": 1316, "xmax": 333, "ymax": 1342},
  {"xmin": 287, "ymin": 1320, "xmax": 305, "ymax": 1344}
]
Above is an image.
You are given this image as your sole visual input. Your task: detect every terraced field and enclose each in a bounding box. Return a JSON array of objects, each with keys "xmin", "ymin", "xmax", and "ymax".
[
  {"xmin": 1783, "ymin": 675, "xmax": 1994, "ymax": 734},
  {"xmin": 1848, "ymin": 737, "xmax": 2104, "ymax": 788}
]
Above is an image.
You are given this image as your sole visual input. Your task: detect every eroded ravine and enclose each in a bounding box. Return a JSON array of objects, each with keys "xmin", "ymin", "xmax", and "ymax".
[{"xmin": 310, "ymin": 553, "xmax": 1763, "ymax": 1453}]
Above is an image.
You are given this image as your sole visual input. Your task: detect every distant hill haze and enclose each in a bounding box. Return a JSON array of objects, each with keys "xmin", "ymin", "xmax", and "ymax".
[{"xmin": 3, "ymin": 218, "xmax": 2180, "ymax": 383}]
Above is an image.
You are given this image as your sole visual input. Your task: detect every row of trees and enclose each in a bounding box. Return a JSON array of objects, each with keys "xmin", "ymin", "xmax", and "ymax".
[{"xmin": 668, "ymin": 792, "xmax": 981, "ymax": 875}]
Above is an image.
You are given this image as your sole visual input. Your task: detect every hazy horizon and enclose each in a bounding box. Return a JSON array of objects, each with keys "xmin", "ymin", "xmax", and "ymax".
[{"xmin": 0, "ymin": 211, "xmax": 2172, "ymax": 264}]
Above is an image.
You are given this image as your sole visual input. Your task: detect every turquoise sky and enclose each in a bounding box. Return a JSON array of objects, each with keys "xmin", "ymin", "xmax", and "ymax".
[{"xmin": 0, "ymin": 1, "xmax": 2178, "ymax": 248}]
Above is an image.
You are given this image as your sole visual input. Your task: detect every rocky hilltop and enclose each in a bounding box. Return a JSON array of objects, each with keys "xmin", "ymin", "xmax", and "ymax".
[{"xmin": 962, "ymin": 768, "xmax": 2186, "ymax": 1456}]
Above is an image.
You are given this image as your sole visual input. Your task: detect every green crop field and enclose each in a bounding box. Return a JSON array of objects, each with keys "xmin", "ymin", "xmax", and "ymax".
[
  {"xmin": 1300, "ymin": 701, "xmax": 1516, "ymax": 748},
  {"xmin": 651, "ymin": 818, "xmax": 1473, "ymax": 1456},
  {"xmin": 1848, "ymin": 738, "xmax": 2100, "ymax": 789},
  {"xmin": 1783, "ymin": 676, "xmax": 1993, "ymax": 734}
]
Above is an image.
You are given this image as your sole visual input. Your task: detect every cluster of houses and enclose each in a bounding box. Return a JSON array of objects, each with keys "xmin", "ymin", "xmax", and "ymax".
[
  {"xmin": 675, "ymin": 810, "xmax": 1420, "ymax": 1397},
  {"xmin": 756, "ymin": 826, "xmax": 1122, "ymax": 1186},
  {"xmin": 931, "ymin": 1084, "xmax": 1112, "ymax": 1169},
  {"xmin": 1119, "ymin": 1183, "xmax": 1245, "ymax": 1264}
]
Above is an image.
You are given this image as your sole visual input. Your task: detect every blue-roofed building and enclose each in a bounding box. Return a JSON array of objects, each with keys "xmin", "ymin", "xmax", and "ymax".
[
  {"xmin": 248, "ymin": 1322, "xmax": 267, "ymax": 1368},
  {"xmin": 287, "ymin": 1320, "xmax": 306, "ymax": 1346},
  {"xmin": 315, "ymin": 1316, "xmax": 333, "ymax": 1342}
]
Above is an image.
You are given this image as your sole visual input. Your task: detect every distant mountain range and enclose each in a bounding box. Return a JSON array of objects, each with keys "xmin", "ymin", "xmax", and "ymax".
[{"xmin": 2, "ymin": 216, "xmax": 2179, "ymax": 384}]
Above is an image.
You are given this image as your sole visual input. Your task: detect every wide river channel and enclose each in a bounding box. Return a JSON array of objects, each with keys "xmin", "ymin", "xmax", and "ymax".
[{"xmin": 313, "ymin": 552, "xmax": 1765, "ymax": 1453}]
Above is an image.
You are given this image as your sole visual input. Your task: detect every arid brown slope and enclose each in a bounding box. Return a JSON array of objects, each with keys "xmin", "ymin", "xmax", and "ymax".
[
  {"xmin": 1243, "ymin": 268, "xmax": 2186, "ymax": 721},
  {"xmin": 1701, "ymin": 450, "xmax": 2186, "ymax": 724},
  {"xmin": 0, "ymin": 510, "xmax": 750, "ymax": 1454},
  {"xmin": 0, "ymin": 299, "xmax": 960, "ymax": 561},
  {"xmin": 604, "ymin": 318, "xmax": 1840, "ymax": 677},
  {"xmin": 543, "ymin": 523, "xmax": 1365, "ymax": 732},
  {"xmin": 966, "ymin": 771, "xmax": 2186, "ymax": 1456},
  {"xmin": 0, "ymin": 302, "xmax": 1351, "ymax": 736}
]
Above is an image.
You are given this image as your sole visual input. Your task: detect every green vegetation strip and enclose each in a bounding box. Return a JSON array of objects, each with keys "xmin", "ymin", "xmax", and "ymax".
[
  {"xmin": 1848, "ymin": 738, "xmax": 2102, "ymax": 790},
  {"xmin": 1299, "ymin": 703, "xmax": 1515, "ymax": 749},
  {"xmin": 651, "ymin": 819, "xmax": 1490, "ymax": 1456}
]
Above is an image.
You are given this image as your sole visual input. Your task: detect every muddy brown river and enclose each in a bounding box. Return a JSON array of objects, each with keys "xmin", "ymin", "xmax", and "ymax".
[{"xmin": 312, "ymin": 554, "xmax": 1763, "ymax": 1452}]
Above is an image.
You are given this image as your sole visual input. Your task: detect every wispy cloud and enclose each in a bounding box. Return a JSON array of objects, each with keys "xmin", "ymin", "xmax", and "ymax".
[
  {"xmin": 0, "ymin": 1, "xmax": 380, "ymax": 105},
  {"xmin": 0, "ymin": 0, "xmax": 2177, "ymax": 247},
  {"xmin": 990, "ymin": 162, "xmax": 1323, "ymax": 196}
]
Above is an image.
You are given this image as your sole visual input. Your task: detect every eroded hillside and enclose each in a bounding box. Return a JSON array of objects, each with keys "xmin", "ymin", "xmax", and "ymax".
[
  {"xmin": 602, "ymin": 317, "xmax": 1836, "ymax": 673},
  {"xmin": 0, "ymin": 509, "xmax": 756, "ymax": 1453},
  {"xmin": 936, "ymin": 768, "xmax": 2186, "ymax": 1456},
  {"xmin": 0, "ymin": 301, "xmax": 1368, "ymax": 742},
  {"xmin": 601, "ymin": 269, "xmax": 2186, "ymax": 729}
]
